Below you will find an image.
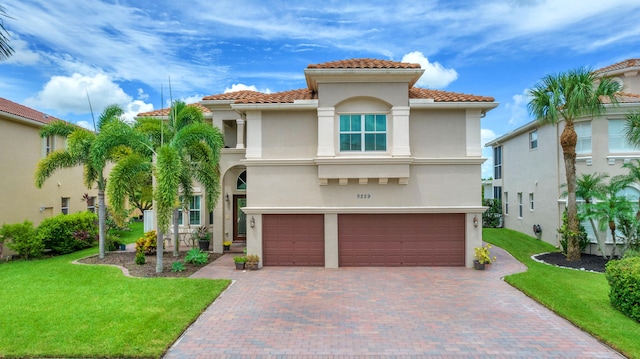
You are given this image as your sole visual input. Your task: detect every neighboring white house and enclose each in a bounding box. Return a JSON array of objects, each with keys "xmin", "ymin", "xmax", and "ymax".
[
  {"xmin": 486, "ymin": 59, "xmax": 640, "ymax": 254},
  {"xmin": 140, "ymin": 58, "xmax": 498, "ymax": 268}
]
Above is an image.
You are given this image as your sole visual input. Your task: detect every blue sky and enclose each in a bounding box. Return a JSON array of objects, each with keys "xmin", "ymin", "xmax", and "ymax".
[{"xmin": 2, "ymin": 0, "xmax": 640, "ymax": 178}]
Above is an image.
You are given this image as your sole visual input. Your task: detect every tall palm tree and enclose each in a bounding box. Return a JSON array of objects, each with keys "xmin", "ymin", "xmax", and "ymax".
[
  {"xmin": 36, "ymin": 105, "xmax": 147, "ymax": 258},
  {"xmin": 622, "ymin": 159, "xmax": 640, "ymax": 219},
  {"xmin": 623, "ymin": 111, "xmax": 640, "ymax": 146},
  {"xmin": 0, "ymin": 4, "xmax": 14, "ymax": 60},
  {"xmin": 584, "ymin": 176, "xmax": 634, "ymax": 259},
  {"xmin": 133, "ymin": 101, "xmax": 224, "ymax": 272},
  {"xmin": 574, "ymin": 173, "xmax": 608, "ymax": 257},
  {"xmin": 528, "ymin": 67, "xmax": 620, "ymax": 261}
]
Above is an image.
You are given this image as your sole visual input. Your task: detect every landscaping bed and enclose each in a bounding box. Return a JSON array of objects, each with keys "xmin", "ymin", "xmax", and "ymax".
[
  {"xmin": 534, "ymin": 252, "xmax": 610, "ymax": 273},
  {"xmin": 78, "ymin": 250, "xmax": 223, "ymax": 277}
]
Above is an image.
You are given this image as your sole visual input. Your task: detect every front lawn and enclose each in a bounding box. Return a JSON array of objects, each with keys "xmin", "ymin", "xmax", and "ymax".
[
  {"xmin": 484, "ymin": 228, "xmax": 640, "ymax": 359},
  {"xmin": 0, "ymin": 224, "xmax": 230, "ymax": 358}
]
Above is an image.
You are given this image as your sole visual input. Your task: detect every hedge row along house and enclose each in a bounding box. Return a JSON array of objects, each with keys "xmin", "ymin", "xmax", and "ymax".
[
  {"xmin": 486, "ymin": 58, "xmax": 640, "ymax": 256},
  {"xmin": 139, "ymin": 58, "xmax": 498, "ymax": 268}
]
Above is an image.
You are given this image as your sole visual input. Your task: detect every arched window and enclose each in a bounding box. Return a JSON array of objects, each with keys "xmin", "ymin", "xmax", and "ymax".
[{"xmin": 237, "ymin": 171, "xmax": 246, "ymax": 190}]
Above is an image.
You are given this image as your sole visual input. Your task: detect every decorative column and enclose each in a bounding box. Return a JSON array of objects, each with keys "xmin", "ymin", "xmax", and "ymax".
[
  {"xmin": 391, "ymin": 106, "xmax": 411, "ymax": 157},
  {"xmin": 236, "ymin": 118, "xmax": 245, "ymax": 149}
]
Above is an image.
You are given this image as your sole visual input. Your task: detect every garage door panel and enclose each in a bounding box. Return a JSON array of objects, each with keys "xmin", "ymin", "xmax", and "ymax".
[
  {"xmin": 263, "ymin": 214, "xmax": 325, "ymax": 266},
  {"xmin": 339, "ymin": 213, "xmax": 465, "ymax": 267}
]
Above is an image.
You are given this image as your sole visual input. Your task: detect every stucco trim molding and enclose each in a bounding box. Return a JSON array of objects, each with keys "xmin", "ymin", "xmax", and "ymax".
[
  {"xmin": 413, "ymin": 157, "xmax": 487, "ymax": 165},
  {"xmin": 242, "ymin": 206, "xmax": 488, "ymax": 215}
]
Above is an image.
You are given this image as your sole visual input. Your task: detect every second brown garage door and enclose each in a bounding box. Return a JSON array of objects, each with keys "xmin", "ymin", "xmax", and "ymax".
[
  {"xmin": 263, "ymin": 214, "xmax": 325, "ymax": 266},
  {"xmin": 338, "ymin": 213, "xmax": 465, "ymax": 266}
]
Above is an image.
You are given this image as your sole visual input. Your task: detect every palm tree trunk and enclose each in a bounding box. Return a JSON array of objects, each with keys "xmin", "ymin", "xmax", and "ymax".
[
  {"xmin": 610, "ymin": 222, "xmax": 617, "ymax": 259},
  {"xmin": 561, "ymin": 122, "xmax": 580, "ymax": 262},
  {"xmin": 589, "ymin": 218, "xmax": 607, "ymax": 258},
  {"xmin": 98, "ymin": 174, "xmax": 106, "ymax": 259},
  {"xmin": 172, "ymin": 208, "xmax": 179, "ymax": 257},
  {"xmin": 156, "ymin": 229, "xmax": 164, "ymax": 273}
]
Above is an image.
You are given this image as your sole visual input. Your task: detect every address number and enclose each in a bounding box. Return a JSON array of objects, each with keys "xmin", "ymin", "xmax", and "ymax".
[{"xmin": 356, "ymin": 194, "xmax": 371, "ymax": 199}]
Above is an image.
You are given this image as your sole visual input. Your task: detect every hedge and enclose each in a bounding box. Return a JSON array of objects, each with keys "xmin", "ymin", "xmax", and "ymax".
[{"xmin": 606, "ymin": 257, "xmax": 640, "ymax": 323}]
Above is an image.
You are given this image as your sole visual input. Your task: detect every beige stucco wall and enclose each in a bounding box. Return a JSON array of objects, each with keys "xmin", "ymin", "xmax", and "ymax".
[
  {"xmin": 410, "ymin": 109, "xmax": 468, "ymax": 158},
  {"xmin": 0, "ymin": 116, "xmax": 98, "ymax": 258}
]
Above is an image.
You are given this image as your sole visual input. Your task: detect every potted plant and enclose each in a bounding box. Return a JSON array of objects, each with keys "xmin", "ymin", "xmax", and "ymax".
[
  {"xmin": 474, "ymin": 243, "xmax": 496, "ymax": 270},
  {"xmin": 194, "ymin": 225, "xmax": 210, "ymax": 251},
  {"xmin": 233, "ymin": 256, "xmax": 246, "ymax": 270},
  {"xmin": 223, "ymin": 241, "xmax": 232, "ymax": 251},
  {"xmin": 245, "ymin": 254, "xmax": 260, "ymax": 270}
]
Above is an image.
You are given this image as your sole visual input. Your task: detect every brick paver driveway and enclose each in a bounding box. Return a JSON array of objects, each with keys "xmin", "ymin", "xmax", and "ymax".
[{"xmin": 164, "ymin": 246, "xmax": 624, "ymax": 358}]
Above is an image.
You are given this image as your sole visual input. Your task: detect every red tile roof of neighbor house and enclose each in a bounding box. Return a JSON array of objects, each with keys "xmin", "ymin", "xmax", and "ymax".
[
  {"xmin": 137, "ymin": 102, "xmax": 211, "ymax": 117},
  {"xmin": 599, "ymin": 92, "xmax": 640, "ymax": 104},
  {"xmin": 594, "ymin": 58, "xmax": 640, "ymax": 74},
  {"xmin": 307, "ymin": 58, "xmax": 422, "ymax": 69},
  {"xmin": 0, "ymin": 97, "xmax": 61, "ymax": 124}
]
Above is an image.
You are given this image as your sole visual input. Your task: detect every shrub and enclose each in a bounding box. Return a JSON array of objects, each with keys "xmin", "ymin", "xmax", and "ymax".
[
  {"xmin": 482, "ymin": 199, "xmax": 502, "ymax": 228},
  {"xmin": 0, "ymin": 221, "xmax": 43, "ymax": 260},
  {"xmin": 605, "ymin": 257, "xmax": 640, "ymax": 323},
  {"xmin": 37, "ymin": 212, "xmax": 98, "ymax": 255},
  {"xmin": 171, "ymin": 261, "xmax": 186, "ymax": 272},
  {"xmin": 135, "ymin": 230, "xmax": 157, "ymax": 255},
  {"xmin": 185, "ymin": 248, "xmax": 209, "ymax": 265},
  {"xmin": 558, "ymin": 209, "xmax": 590, "ymax": 255},
  {"xmin": 106, "ymin": 233, "xmax": 121, "ymax": 251},
  {"xmin": 135, "ymin": 250, "xmax": 146, "ymax": 265},
  {"xmin": 623, "ymin": 249, "xmax": 640, "ymax": 259}
]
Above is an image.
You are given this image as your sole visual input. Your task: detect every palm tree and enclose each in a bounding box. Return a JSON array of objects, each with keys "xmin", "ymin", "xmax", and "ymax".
[
  {"xmin": 623, "ymin": 111, "xmax": 640, "ymax": 147},
  {"xmin": 622, "ymin": 159, "xmax": 640, "ymax": 219},
  {"xmin": 528, "ymin": 67, "xmax": 621, "ymax": 261},
  {"xmin": 36, "ymin": 105, "xmax": 147, "ymax": 258},
  {"xmin": 133, "ymin": 101, "xmax": 224, "ymax": 272},
  {"xmin": 583, "ymin": 176, "xmax": 635, "ymax": 259},
  {"xmin": 574, "ymin": 173, "xmax": 608, "ymax": 257},
  {"xmin": 0, "ymin": 4, "xmax": 14, "ymax": 60}
]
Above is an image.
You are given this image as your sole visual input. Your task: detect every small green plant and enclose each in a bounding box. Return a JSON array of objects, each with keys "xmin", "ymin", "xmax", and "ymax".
[
  {"xmin": 135, "ymin": 250, "xmax": 146, "ymax": 265},
  {"xmin": 474, "ymin": 243, "xmax": 496, "ymax": 264},
  {"xmin": 245, "ymin": 254, "xmax": 260, "ymax": 270},
  {"xmin": 0, "ymin": 221, "xmax": 43, "ymax": 260},
  {"xmin": 233, "ymin": 255, "xmax": 246, "ymax": 263},
  {"xmin": 171, "ymin": 261, "xmax": 186, "ymax": 272},
  {"xmin": 557, "ymin": 209, "xmax": 590, "ymax": 255},
  {"xmin": 185, "ymin": 248, "xmax": 209, "ymax": 265},
  {"xmin": 605, "ymin": 257, "xmax": 640, "ymax": 323},
  {"xmin": 194, "ymin": 225, "xmax": 210, "ymax": 240}
]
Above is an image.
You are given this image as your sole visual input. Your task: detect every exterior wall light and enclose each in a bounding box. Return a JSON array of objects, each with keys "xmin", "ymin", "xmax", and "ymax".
[
  {"xmin": 250, "ymin": 216, "xmax": 255, "ymax": 228},
  {"xmin": 225, "ymin": 193, "xmax": 229, "ymax": 202},
  {"xmin": 473, "ymin": 215, "xmax": 479, "ymax": 228}
]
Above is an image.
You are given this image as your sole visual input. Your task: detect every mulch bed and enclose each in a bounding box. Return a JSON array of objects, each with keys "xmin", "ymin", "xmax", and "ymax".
[
  {"xmin": 533, "ymin": 252, "xmax": 610, "ymax": 273},
  {"xmin": 78, "ymin": 250, "xmax": 223, "ymax": 278}
]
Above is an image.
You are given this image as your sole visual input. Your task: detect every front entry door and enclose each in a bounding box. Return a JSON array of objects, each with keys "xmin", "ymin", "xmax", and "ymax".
[{"xmin": 234, "ymin": 195, "xmax": 247, "ymax": 241}]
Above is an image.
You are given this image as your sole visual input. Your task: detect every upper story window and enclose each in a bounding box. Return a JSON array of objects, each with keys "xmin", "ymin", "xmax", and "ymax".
[
  {"xmin": 609, "ymin": 119, "xmax": 636, "ymax": 153},
  {"xmin": 339, "ymin": 114, "xmax": 387, "ymax": 152},
  {"xmin": 529, "ymin": 130, "xmax": 538, "ymax": 150},
  {"xmin": 575, "ymin": 121, "xmax": 592, "ymax": 154},
  {"xmin": 61, "ymin": 197, "xmax": 69, "ymax": 215},
  {"xmin": 493, "ymin": 146, "xmax": 502, "ymax": 179},
  {"xmin": 493, "ymin": 186, "xmax": 502, "ymax": 202}
]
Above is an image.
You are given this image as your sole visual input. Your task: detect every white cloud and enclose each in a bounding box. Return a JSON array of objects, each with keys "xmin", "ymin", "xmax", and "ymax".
[
  {"xmin": 481, "ymin": 128, "xmax": 497, "ymax": 146},
  {"xmin": 181, "ymin": 94, "xmax": 205, "ymax": 105},
  {"xmin": 75, "ymin": 120, "xmax": 94, "ymax": 131},
  {"xmin": 123, "ymin": 100, "xmax": 154, "ymax": 124},
  {"xmin": 2, "ymin": 34, "xmax": 41, "ymax": 66},
  {"xmin": 137, "ymin": 88, "xmax": 149, "ymax": 101},
  {"xmin": 506, "ymin": 89, "xmax": 531, "ymax": 126},
  {"xmin": 481, "ymin": 128, "xmax": 498, "ymax": 179},
  {"xmin": 26, "ymin": 73, "xmax": 132, "ymax": 115},
  {"xmin": 401, "ymin": 52, "xmax": 457, "ymax": 89},
  {"xmin": 224, "ymin": 83, "xmax": 271, "ymax": 94}
]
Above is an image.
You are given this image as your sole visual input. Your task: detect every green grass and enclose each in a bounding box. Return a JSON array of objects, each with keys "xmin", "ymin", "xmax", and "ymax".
[
  {"xmin": 0, "ymin": 222, "xmax": 230, "ymax": 358},
  {"xmin": 485, "ymin": 228, "xmax": 640, "ymax": 359},
  {"xmin": 112, "ymin": 221, "xmax": 144, "ymax": 244}
]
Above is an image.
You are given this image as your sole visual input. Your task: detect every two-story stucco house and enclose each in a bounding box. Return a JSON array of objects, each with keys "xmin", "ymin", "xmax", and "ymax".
[
  {"xmin": 140, "ymin": 58, "xmax": 498, "ymax": 268},
  {"xmin": 0, "ymin": 97, "xmax": 99, "ymax": 258},
  {"xmin": 486, "ymin": 59, "xmax": 640, "ymax": 253}
]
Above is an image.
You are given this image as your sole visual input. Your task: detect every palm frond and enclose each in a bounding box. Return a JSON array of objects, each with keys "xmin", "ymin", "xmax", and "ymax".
[
  {"xmin": 0, "ymin": 4, "xmax": 14, "ymax": 60},
  {"xmin": 624, "ymin": 112, "xmax": 640, "ymax": 148},
  {"xmin": 96, "ymin": 104, "xmax": 125, "ymax": 133},
  {"xmin": 107, "ymin": 153, "xmax": 153, "ymax": 216},
  {"xmin": 39, "ymin": 120, "xmax": 80, "ymax": 138},
  {"xmin": 155, "ymin": 145, "xmax": 183, "ymax": 232},
  {"xmin": 34, "ymin": 150, "xmax": 82, "ymax": 188},
  {"xmin": 134, "ymin": 116, "xmax": 173, "ymax": 148}
]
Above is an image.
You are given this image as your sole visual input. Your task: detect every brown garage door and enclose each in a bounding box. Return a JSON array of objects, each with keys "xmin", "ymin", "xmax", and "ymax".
[
  {"xmin": 338, "ymin": 213, "xmax": 465, "ymax": 267},
  {"xmin": 263, "ymin": 214, "xmax": 325, "ymax": 266}
]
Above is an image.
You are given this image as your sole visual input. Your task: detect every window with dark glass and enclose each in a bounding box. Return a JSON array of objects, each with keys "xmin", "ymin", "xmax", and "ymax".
[{"xmin": 339, "ymin": 114, "xmax": 386, "ymax": 152}]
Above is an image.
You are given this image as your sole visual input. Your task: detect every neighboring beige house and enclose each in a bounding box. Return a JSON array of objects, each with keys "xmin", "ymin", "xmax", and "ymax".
[
  {"xmin": 486, "ymin": 58, "xmax": 640, "ymax": 254},
  {"xmin": 0, "ymin": 97, "xmax": 99, "ymax": 258},
  {"xmin": 140, "ymin": 58, "xmax": 498, "ymax": 268}
]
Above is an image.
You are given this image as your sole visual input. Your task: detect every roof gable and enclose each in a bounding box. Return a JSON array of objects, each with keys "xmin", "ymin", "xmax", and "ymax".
[
  {"xmin": 137, "ymin": 102, "xmax": 211, "ymax": 117},
  {"xmin": 307, "ymin": 58, "xmax": 421, "ymax": 69},
  {"xmin": 594, "ymin": 58, "xmax": 640, "ymax": 75}
]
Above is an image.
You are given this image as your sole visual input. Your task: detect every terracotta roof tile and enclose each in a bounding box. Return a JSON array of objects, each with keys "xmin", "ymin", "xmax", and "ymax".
[
  {"xmin": 594, "ymin": 59, "xmax": 640, "ymax": 74},
  {"xmin": 409, "ymin": 88, "xmax": 495, "ymax": 102},
  {"xmin": 307, "ymin": 58, "xmax": 421, "ymax": 69},
  {"xmin": 137, "ymin": 102, "xmax": 211, "ymax": 117},
  {"xmin": 0, "ymin": 97, "xmax": 62, "ymax": 124},
  {"xmin": 234, "ymin": 89, "xmax": 316, "ymax": 104},
  {"xmin": 202, "ymin": 90, "xmax": 266, "ymax": 101},
  {"xmin": 600, "ymin": 92, "xmax": 640, "ymax": 104}
]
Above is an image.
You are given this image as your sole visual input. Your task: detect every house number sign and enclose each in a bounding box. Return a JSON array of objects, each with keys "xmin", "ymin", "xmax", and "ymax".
[{"xmin": 356, "ymin": 194, "xmax": 371, "ymax": 199}]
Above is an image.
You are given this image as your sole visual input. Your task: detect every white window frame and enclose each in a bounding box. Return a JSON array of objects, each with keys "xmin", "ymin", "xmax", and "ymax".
[
  {"xmin": 529, "ymin": 193, "xmax": 534, "ymax": 211},
  {"xmin": 609, "ymin": 118, "xmax": 636, "ymax": 153},
  {"xmin": 575, "ymin": 121, "xmax": 592, "ymax": 154},
  {"xmin": 339, "ymin": 113, "xmax": 387, "ymax": 152},
  {"xmin": 504, "ymin": 192, "xmax": 509, "ymax": 215},
  {"xmin": 493, "ymin": 146, "xmax": 502, "ymax": 179},
  {"xmin": 529, "ymin": 130, "xmax": 538, "ymax": 150},
  {"xmin": 178, "ymin": 195, "xmax": 202, "ymax": 226},
  {"xmin": 87, "ymin": 196, "xmax": 96, "ymax": 213},
  {"xmin": 61, "ymin": 197, "xmax": 69, "ymax": 215},
  {"xmin": 518, "ymin": 192, "xmax": 523, "ymax": 218}
]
